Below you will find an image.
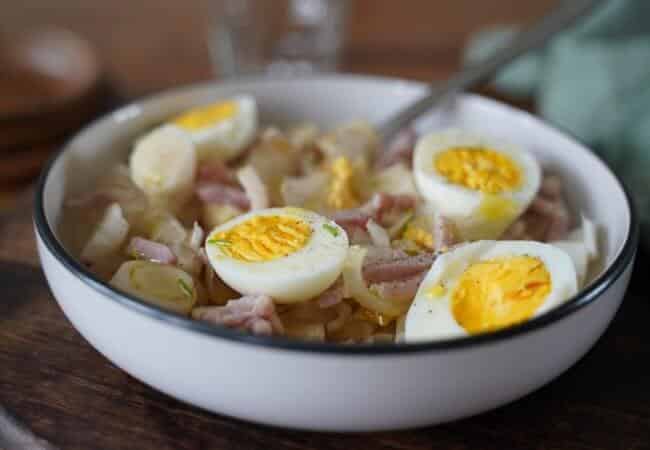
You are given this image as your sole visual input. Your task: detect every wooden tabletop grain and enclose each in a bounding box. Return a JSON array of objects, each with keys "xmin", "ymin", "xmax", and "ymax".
[{"xmin": 2, "ymin": 1, "xmax": 650, "ymax": 449}]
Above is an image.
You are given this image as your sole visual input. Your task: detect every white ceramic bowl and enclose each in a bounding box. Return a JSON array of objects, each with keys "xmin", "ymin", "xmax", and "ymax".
[{"xmin": 35, "ymin": 76, "xmax": 638, "ymax": 431}]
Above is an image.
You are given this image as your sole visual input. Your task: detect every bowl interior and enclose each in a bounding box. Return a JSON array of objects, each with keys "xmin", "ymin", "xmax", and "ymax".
[{"xmin": 41, "ymin": 75, "xmax": 632, "ymax": 314}]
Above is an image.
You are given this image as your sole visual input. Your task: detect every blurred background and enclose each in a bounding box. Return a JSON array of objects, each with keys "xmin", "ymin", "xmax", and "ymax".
[
  {"xmin": 0, "ymin": 0, "xmax": 563, "ymax": 210},
  {"xmin": 1, "ymin": 0, "xmax": 555, "ymax": 94}
]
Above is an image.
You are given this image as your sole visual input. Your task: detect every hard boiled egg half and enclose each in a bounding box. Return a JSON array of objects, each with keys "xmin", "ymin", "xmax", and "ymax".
[
  {"xmin": 413, "ymin": 129, "xmax": 541, "ymax": 241},
  {"xmin": 130, "ymin": 125, "xmax": 197, "ymax": 211},
  {"xmin": 205, "ymin": 207, "xmax": 349, "ymax": 303},
  {"xmin": 404, "ymin": 240, "xmax": 578, "ymax": 342},
  {"xmin": 170, "ymin": 95, "xmax": 257, "ymax": 162}
]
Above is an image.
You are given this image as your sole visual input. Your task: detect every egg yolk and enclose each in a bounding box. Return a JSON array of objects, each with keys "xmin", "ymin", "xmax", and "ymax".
[
  {"xmin": 479, "ymin": 194, "xmax": 517, "ymax": 220},
  {"xmin": 327, "ymin": 156, "xmax": 360, "ymax": 210},
  {"xmin": 403, "ymin": 223, "xmax": 434, "ymax": 249},
  {"xmin": 435, "ymin": 147, "xmax": 521, "ymax": 194},
  {"xmin": 451, "ymin": 256, "xmax": 551, "ymax": 334},
  {"xmin": 173, "ymin": 101, "xmax": 238, "ymax": 130},
  {"xmin": 214, "ymin": 215, "xmax": 312, "ymax": 262}
]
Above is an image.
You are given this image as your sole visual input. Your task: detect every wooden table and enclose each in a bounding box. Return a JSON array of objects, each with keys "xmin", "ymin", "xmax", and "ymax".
[{"xmin": 2, "ymin": 1, "xmax": 650, "ymax": 449}]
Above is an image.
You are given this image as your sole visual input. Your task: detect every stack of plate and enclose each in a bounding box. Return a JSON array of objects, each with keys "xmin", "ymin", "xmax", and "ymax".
[{"xmin": 0, "ymin": 28, "xmax": 104, "ymax": 188}]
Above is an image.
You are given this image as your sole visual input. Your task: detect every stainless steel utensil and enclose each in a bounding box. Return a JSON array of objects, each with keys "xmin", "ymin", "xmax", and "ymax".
[{"xmin": 378, "ymin": 0, "xmax": 604, "ymax": 142}]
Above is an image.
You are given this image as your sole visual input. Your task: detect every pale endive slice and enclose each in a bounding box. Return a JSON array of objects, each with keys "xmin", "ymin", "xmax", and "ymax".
[
  {"xmin": 110, "ymin": 260, "xmax": 197, "ymax": 314},
  {"xmin": 81, "ymin": 203, "xmax": 130, "ymax": 266}
]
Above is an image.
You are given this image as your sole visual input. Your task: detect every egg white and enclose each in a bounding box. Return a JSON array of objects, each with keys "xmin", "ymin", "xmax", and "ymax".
[
  {"xmin": 404, "ymin": 240, "xmax": 578, "ymax": 342},
  {"xmin": 172, "ymin": 95, "xmax": 258, "ymax": 162},
  {"xmin": 129, "ymin": 124, "xmax": 197, "ymax": 210},
  {"xmin": 412, "ymin": 129, "xmax": 541, "ymax": 241},
  {"xmin": 205, "ymin": 207, "xmax": 349, "ymax": 303}
]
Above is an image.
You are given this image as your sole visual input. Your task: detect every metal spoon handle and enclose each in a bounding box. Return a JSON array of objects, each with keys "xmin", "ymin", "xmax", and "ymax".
[{"xmin": 378, "ymin": 0, "xmax": 604, "ymax": 141}]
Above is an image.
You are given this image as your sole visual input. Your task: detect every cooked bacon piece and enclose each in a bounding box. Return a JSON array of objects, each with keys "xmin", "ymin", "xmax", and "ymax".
[
  {"xmin": 503, "ymin": 220, "xmax": 527, "ymax": 240},
  {"xmin": 540, "ymin": 174, "xmax": 563, "ymax": 198},
  {"xmin": 331, "ymin": 193, "xmax": 417, "ymax": 233},
  {"xmin": 192, "ymin": 294, "xmax": 283, "ymax": 336},
  {"xmin": 350, "ymin": 246, "xmax": 436, "ymax": 304},
  {"xmin": 374, "ymin": 127, "xmax": 417, "ymax": 169},
  {"xmin": 371, "ymin": 272, "xmax": 426, "ymax": 302},
  {"xmin": 330, "ymin": 209, "xmax": 373, "ymax": 243},
  {"xmin": 544, "ymin": 210, "xmax": 571, "ymax": 242},
  {"xmin": 331, "ymin": 209, "xmax": 373, "ymax": 231},
  {"xmin": 367, "ymin": 193, "xmax": 417, "ymax": 221},
  {"xmin": 198, "ymin": 161, "xmax": 238, "ymax": 186},
  {"xmin": 127, "ymin": 237, "xmax": 177, "ymax": 264},
  {"xmin": 196, "ymin": 183, "xmax": 251, "ymax": 210},
  {"xmin": 364, "ymin": 246, "xmax": 409, "ymax": 266},
  {"xmin": 502, "ymin": 173, "xmax": 572, "ymax": 242},
  {"xmin": 363, "ymin": 252, "xmax": 436, "ymax": 284},
  {"xmin": 317, "ymin": 278, "xmax": 344, "ymax": 308},
  {"xmin": 530, "ymin": 197, "xmax": 560, "ymax": 216}
]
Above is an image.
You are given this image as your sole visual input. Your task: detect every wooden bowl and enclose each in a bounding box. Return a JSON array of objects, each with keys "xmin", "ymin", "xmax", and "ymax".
[{"xmin": 0, "ymin": 28, "xmax": 103, "ymax": 153}]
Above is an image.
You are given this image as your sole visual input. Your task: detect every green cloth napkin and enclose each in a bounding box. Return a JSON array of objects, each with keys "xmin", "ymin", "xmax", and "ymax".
[{"xmin": 464, "ymin": 0, "xmax": 650, "ymax": 240}]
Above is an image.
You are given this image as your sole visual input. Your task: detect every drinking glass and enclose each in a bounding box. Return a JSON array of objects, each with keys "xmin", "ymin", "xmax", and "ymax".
[{"xmin": 208, "ymin": 0, "xmax": 349, "ymax": 78}]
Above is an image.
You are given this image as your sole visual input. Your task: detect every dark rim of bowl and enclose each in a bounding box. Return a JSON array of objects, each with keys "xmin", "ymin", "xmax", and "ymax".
[{"xmin": 33, "ymin": 76, "xmax": 640, "ymax": 355}]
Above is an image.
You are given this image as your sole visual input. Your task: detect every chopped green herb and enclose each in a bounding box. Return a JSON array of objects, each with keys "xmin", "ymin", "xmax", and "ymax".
[
  {"xmin": 207, "ymin": 238, "xmax": 232, "ymax": 246},
  {"xmin": 177, "ymin": 278, "xmax": 194, "ymax": 299},
  {"xmin": 323, "ymin": 223, "xmax": 340, "ymax": 237}
]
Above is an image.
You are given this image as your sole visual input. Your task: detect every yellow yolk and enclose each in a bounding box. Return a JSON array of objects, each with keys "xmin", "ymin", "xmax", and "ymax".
[
  {"xmin": 213, "ymin": 215, "xmax": 312, "ymax": 262},
  {"xmin": 403, "ymin": 223, "xmax": 434, "ymax": 249},
  {"xmin": 434, "ymin": 147, "xmax": 522, "ymax": 194},
  {"xmin": 451, "ymin": 256, "xmax": 551, "ymax": 334},
  {"xmin": 479, "ymin": 194, "xmax": 517, "ymax": 220},
  {"xmin": 327, "ymin": 156, "xmax": 360, "ymax": 210},
  {"xmin": 173, "ymin": 101, "xmax": 238, "ymax": 130}
]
